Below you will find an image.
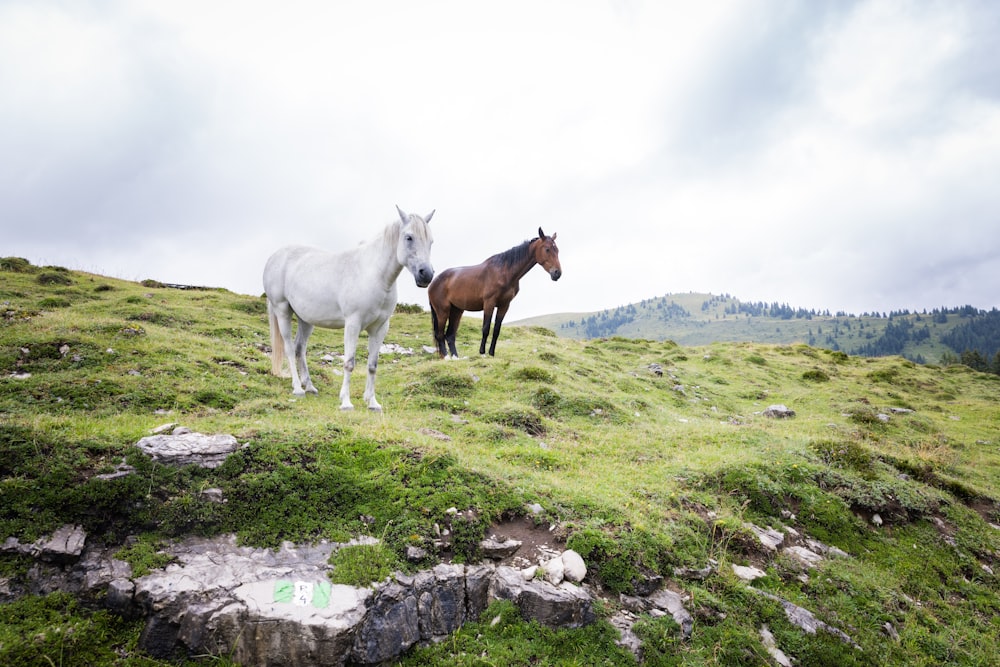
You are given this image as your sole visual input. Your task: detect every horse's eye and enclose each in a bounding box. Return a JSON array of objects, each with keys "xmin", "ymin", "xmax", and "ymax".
[{"xmin": 405, "ymin": 235, "xmax": 414, "ymax": 243}]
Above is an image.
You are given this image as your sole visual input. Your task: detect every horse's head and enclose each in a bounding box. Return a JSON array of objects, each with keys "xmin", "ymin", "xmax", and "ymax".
[
  {"xmin": 396, "ymin": 206, "xmax": 435, "ymax": 287},
  {"xmin": 534, "ymin": 227, "xmax": 561, "ymax": 281}
]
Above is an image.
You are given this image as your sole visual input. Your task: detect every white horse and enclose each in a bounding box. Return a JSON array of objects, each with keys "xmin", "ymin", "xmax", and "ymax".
[{"xmin": 263, "ymin": 206, "xmax": 435, "ymax": 410}]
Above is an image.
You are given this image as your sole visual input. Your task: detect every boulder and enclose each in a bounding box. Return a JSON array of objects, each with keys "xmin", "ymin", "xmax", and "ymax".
[
  {"xmin": 561, "ymin": 549, "xmax": 587, "ymax": 583},
  {"xmin": 489, "ymin": 566, "xmax": 594, "ymax": 628},
  {"xmin": 135, "ymin": 433, "xmax": 241, "ymax": 468}
]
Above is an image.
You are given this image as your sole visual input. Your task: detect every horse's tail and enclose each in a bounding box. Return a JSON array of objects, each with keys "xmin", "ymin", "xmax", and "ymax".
[{"xmin": 267, "ymin": 300, "xmax": 287, "ymax": 377}]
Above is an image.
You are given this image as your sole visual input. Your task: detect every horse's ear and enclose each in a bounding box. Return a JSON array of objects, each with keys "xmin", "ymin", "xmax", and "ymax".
[
  {"xmin": 425, "ymin": 210, "xmax": 435, "ymax": 223},
  {"xmin": 551, "ymin": 232, "xmax": 557, "ymax": 241},
  {"xmin": 396, "ymin": 205, "xmax": 409, "ymax": 224},
  {"xmin": 538, "ymin": 227, "xmax": 545, "ymax": 239}
]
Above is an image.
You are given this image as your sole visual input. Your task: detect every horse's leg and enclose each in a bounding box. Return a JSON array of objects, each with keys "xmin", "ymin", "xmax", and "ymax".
[
  {"xmin": 294, "ymin": 321, "xmax": 318, "ymax": 394},
  {"xmin": 488, "ymin": 303, "xmax": 511, "ymax": 356},
  {"xmin": 479, "ymin": 306, "xmax": 495, "ymax": 356},
  {"xmin": 273, "ymin": 302, "xmax": 306, "ymax": 395},
  {"xmin": 363, "ymin": 318, "xmax": 390, "ymax": 411},
  {"xmin": 431, "ymin": 307, "xmax": 447, "ymax": 358},
  {"xmin": 446, "ymin": 306, "xmax": 464, "ymax": 358},
  {"xmin": 339, "ymin": 320, "xmax": 361, "ymax": 410}
]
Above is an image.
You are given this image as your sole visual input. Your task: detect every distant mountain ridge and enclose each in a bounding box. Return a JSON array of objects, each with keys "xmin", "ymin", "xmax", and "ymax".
[{"xmin": 514, "ymin": 292, "xmax": 1000, "ymax": 368}]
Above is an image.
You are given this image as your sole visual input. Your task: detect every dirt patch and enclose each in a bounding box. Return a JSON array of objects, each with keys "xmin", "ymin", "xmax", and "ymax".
[{"xmin": 483, "ymin": 516, "xmax": 567, "ymax": 569}]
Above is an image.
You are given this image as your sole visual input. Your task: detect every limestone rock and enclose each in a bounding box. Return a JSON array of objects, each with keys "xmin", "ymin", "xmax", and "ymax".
[
  {"xmin": 135, "ymin": 432, "xmax": 240, "ymax": 468},
  {"xmin": 561, "ymin": 549, "xmax": 587, "ymax": 583},
  {"xmin": 648, "ymin": 588, "xmax": 693, "ymax": 639},
  {"xmin": 480, "ymin": 537, "xmax": 522, "ymax": 559},
  {"xmin": 541, "ymin": 555, "xmax": 565, "ymax": 585},
  {"xmin": 752, "ymin": 588, "xmax": 861, "ymax": 650},
  {"xmin": 784, "ymin": 545, "xmax": 824, "ymax": 568},
  {"xmin": 748, "ymin": 523, "xmax": 785, "ymax": 552},
  {"xmin": 35, "ymin": 524, "xmax": 87, "ymax": 564},
  {"xmin": 760, "ymin": 625, "xmax": 793, "ymax": 666},
  {"xmin": 489, "ymin": 566, "xmax": 594, "ymax": 628},
  {"xmin": 732, "ymin": 564, "xmax": 767, "ymax": 582}
]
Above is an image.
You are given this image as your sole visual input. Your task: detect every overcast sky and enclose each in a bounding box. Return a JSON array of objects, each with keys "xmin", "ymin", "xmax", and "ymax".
[{"xmin": 3, "ymin": 1, "xmax": 999, "ymax": 320}]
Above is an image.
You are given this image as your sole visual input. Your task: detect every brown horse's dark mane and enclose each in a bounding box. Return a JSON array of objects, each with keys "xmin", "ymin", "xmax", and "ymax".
[{"xmin": 489, "ymin": 236, "xmax": 538, "ymax": 270}]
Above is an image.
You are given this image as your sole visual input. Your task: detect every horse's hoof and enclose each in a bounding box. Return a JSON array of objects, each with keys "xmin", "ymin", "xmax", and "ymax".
[
  {"xmin": 340, "ymin": 404, "xmax": 354, "ymax": 411},
  {"xmin": 292, "ymin": 389, "xmax": 306, "ymax": 397},
  {"xmin": 306, "ymin": 387, "xmax": 319, "ymax": 395},
  {"xmin": 368, "ymin": 405, "xmax": 383, "ymax": 413}
]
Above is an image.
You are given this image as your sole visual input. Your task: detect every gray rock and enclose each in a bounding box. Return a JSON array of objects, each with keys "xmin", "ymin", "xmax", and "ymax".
[
  {"xmin": 464, "ymin": 564, "xmax": 494, "ymax": 620},
  {"xmin": 752, "ymin": 588, "xmax": 861, "ymax": 650},
  {"xmin": 748, "ymin": 523, "xmax": 785, "ymax": 552},
  {"xmin": 648, "ymin": 588, "xmax": 693, "ymax": 639},
  {"xmin": 805, "ymin": 538, "xmax": 849, "ymax": 559},
  {"xmin": 541, "ymin": 555, "xmax": 565, "ymax": 585},
  {"xmin": 630, "ymin": 570, "xmax": 664, "ymax": 596},
  {"xmin": 405, "ymin": 546, "xmax": 428, "ymax": 562},
  {"xmin": 489, "ymin": 566, "xmax": 594, "ymax": 628},
  {"xmin": 352, "ymin": 581, "xmax": 420, "ymax": 664},
  {"xmin": 610, "ymin": 609, "xmax": 643, "ymax": 658},
  {"xmin": 673, "ymin": 565, "xmax": 713, "ymax": 580},
  {"xmin": 4, "ymin": 531, "xmax": 600, "ymax": 665},
  {"xmin": 763, "ymin": 404, "xmax": 796, "ymax": 418},
  {"xmin": 35, "ymin": 524, "xmax": 87, "ymax": 563},
  {"xmin": 480, "ymin": 537, "xmax": 522, "ymax": 559},
  {"xmin": 732, "ymin": 564, "xmax": 767, "ymax": 582},
  {"xmin": 783, "ymin": 545, "xmax": 824, "ymax": 568},
  {"xmin": 135, "ymin": 432, "xmax": 240, "ymax": 468},
  {"xmin": 106, "ymin": 578, "xmax": 136, "ymax": 614},
  {"xmin": 561, "ymin": 549, "xmax": 587, "ymax": 583},
  {"xmin": 760, "ymin": 624, "xmax": 793, "ymax": 666}
]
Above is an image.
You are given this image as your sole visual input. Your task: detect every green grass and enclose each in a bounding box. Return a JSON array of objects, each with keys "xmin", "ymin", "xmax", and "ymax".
[{"xmin": 1, "ymin": 259, "xmax": 999, "ymax": 665}]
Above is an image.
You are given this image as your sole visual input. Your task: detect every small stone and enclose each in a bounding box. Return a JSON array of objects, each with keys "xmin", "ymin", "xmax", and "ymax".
[
  {"xmin": 542, "ymin": 555, "xmax": 565, "ymax": 586},
  {"xmin": 749, "ymin": 523, "xmax": 785, "ymax": 552},
  {"xmin": 763, "ymin": 404, "xmax": 795, "ymax": 419},
  {"xmin": 732, "ymin": 564, "xmax": 767, "ymax": 581},
  {"xmin": 417, "ymin": 428, "xmax": 451, "ymax": 441},
  {"xmin": 760, "ymin": 625, "xmax": 793, "ymax": 667},
  {"xmin": 405, "ymin": 546, "xmax": 428, "ymax": 562},
  {"xmin": 200, "ymin": 488, "xmax": 226, "ymax": 503}
]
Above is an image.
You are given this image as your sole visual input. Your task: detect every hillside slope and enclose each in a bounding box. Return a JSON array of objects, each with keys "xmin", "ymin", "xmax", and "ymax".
[
  {"xmin": 1, "ymin": 260, "xmax": 999, "ymax": 666},
  {"xmin": 515, "ymin": 292, "xmax": 999, "ymax": 365}
]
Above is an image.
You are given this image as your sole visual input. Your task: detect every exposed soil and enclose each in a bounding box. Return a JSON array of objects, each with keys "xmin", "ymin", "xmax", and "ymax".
[{"xmin": 483, "ymin": 516, "xmax": 567, "ymax": 569}]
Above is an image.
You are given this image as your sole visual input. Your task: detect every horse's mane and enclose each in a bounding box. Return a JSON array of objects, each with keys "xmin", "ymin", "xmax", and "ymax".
[
  {"xmin": 377, "ymin": 216, "xmax": 431, "ymax": 247},
  {"xmin": 490, "ymin": 236, "xmax": 538, "ymax": 269}
]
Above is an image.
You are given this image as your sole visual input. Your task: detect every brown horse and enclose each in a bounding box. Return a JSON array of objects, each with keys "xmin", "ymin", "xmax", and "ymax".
[{"xmin": 428, "ymin": 228, "xmax": 561, "ymax": 358}]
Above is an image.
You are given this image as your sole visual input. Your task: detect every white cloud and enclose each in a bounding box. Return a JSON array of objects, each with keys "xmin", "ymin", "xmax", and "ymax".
[{"xmin": 3, "ymin": 0, "xmax": 999, "ymax": 323}]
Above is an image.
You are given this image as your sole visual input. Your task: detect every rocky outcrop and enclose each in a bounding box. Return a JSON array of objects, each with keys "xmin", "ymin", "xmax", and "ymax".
[
  {"xmin": 4, "ymin": 526, "xmax": 595, "ymax": 665},
  {"xmin": 126, "ymin": 540, "xmax": 596, "ymax": 665}
]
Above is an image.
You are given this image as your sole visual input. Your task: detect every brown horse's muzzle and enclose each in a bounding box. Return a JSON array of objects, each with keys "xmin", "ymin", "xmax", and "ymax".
[{"xmin": 549, "ymin": 268, "xmax": 562, "ymax": 281}]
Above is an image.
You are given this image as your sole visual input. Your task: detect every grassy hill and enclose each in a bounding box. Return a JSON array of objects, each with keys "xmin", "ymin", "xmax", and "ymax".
[
  {"xmin": 514, "ymin": 292, "xmax": 995, "ymax": 365},
  {"xmin": 2, "ymin": 260, "xmax": 999, "ymax": 665}
]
